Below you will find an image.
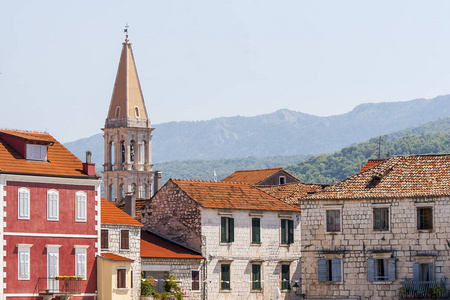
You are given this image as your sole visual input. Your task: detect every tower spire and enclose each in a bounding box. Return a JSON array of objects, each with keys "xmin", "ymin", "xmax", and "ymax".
[{"xmin": 124, "ymin": 23, "xmax": 129, "ymax": 43}]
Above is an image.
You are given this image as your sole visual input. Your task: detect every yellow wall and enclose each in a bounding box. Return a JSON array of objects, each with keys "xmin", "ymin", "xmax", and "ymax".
[{"xmin": 97, "ymin": 257, "xmax": 132, "ymax": 300}]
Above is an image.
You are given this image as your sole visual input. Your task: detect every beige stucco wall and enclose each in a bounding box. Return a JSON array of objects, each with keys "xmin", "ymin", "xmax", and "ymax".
[
  {"xmin": 300, "ymin": 197, "xmax": 450, "ymax": 300},
  {"xmin": 97, "ymin": 256, "xmax": 133, "ymax": 300}
]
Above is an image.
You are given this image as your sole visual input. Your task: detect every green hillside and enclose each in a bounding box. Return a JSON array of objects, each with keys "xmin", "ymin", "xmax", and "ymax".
[{"xmin": 286, "ymin": 131, "xmax": 450, "ymax": 184}]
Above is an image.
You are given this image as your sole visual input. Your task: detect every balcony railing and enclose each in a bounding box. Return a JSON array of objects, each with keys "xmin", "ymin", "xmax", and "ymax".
[
  {"xmin": 399, "ymin": 280, "xmax": 447, "ymax": 299},
  {"xmin": 38, "ymin": 277, "xmax": 81, "ymax": 295}
]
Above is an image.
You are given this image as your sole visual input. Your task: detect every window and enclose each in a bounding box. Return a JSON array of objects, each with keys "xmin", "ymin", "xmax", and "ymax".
[
  {"xmin": 221, "ymin": 217, "xmax": 234, "ymax": 243},
  {"xmin": 280, "ymin": 219, "xmax": 294, "ymax": 245},
  {"xmin": 117, "ymin": 268, "xmax": 126, "ymax": 288},
  {"xmin": 279, "ymin": 176, "xmax": 286, "ymax": 185},
  {"xmin": 134, "ymin": 106, "xmax": 140, "ymax": 117},
  {"xmin": 75, "ymin": 248, "xmax": 87, "ymax": 280},
  {"xmin": 318, "ymin": 258, "xmax": 342, "ymax": 282},
  {"xmin": 367, "ymin": 257, "xmax": 396, "ymax": 281},
  {"xmin": 373, "ymin": 207, "xmax": 389, "ymax": 231},
  {"xmin": 252, "ymin": 264, "xmax": 261, "ymax": 290},
  {"xmin": 47, "ymin": 190, "xmax": 59, "ymax": 221},
  {"xmin": 101, "ymin": 229, "xmax": 109, "ymax": 249},
  {"xmin": 221, "ymin": 263, "xmax": 230, "ymax": 290},
  {"xmin": 26, "ymin": 144, "xmax": 47, "ymax": 161},
  {"xmin": 192, "ymin": 270, "xmax": 200, "ymax": 291},
  {"xmin": 414, "ymin": 262, "xmax": 433, "ymax": 281},
  {"xmin": 17, "ymin": 245, "xmax": 31, "ymax": 280},
  {"xmin": 75, "ymin": 191, "xmax": 87, "ymax": 222},
  {"xmin": 252, "ymin": 218, "xmax": 261, "ymax": 244},
  {"xmin": 326, "ymin": 210, "xmax": 340, "ymax": 232},
  {"xmin": 281, "ymin": 264, "xmax": 290, "ymax": 290},
  {"xmin": 115, "ymin": 106, "xmax": 121, "ymax": 118},
  {"xmin": 18, "ymin": 187, "xmax": 30, "ymax": 220},
  {"xmin": 121, "ymin": 230, "xmax": 129, "ymax": 250},
  {"xmin": 417, "ymin": 207, "xmax": 433, "ymax": 230}
]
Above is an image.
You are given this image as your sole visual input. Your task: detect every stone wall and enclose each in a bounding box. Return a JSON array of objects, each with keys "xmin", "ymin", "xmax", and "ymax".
[
  {"xmin": 141, "ymin": 258, "xmax": 204, "ymax": 300},
  {"xmin": 141, "ymin": 180, "xmax": 202, "ymax": 251},
  {"xmin": 201, "ymin": 209, "xmax": 301, "ymax": 300},
  {"xmin": 299, "ymin": 197, "xmax": 450, "ymax": 300},
  {"xmin": 101, "ymin": 223, "xmax": 142, "ymax": 300}
]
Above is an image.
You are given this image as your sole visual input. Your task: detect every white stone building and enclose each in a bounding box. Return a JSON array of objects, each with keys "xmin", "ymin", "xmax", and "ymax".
[
  {"xmin": 299, "ymin": 154, "xmax": 450, "ymax": 300},
  {"xmin": 141, "ymin": 179, "xmax": 302, "ymax": 300}
]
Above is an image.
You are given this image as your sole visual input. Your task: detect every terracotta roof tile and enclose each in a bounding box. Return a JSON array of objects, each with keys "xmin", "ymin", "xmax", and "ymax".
[
  {"xmin": 0, "ymin": 129, "xmax": 99, "ymax": 178},
  {"xmin": 221, "ymin": 167, "xmax": 283, "ymax": 185},
  {"xmin": 101, "ymin": 252, "xmax": 134, "ymax": 262},
  {"xmin": 140, "ymin": 230, "xmax": 203, "ymax": 259},
  {"xmin": 360, "ymin": 158, "xmax": 386, "ymax": 172},
  {"xmin": 172, "ymin": 179, "xmax": 300, "ymax": 212},
  {"xmin": 259, "ymin": 182, "xmax": 326, "ymax": 204},
  {"xmin": 101, "ymin": 198, "xmax": 143, "ymax": 226},
  {"xmin": 307, "ymin": 154, "xmax": 450, "ymax": 200}
]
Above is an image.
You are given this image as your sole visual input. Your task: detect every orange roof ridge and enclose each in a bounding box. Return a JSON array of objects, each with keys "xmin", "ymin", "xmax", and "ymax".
[
  {"xmin": 101, "ymin": 198, "xmax": 143, "ymax": 226},
  {"xmin": 172, "ymin": 178, "xmax": 251, "ymax": 185},
  {"xmin": 233, "ymin": 167, "xmax": 283, "ymax": 173},
  {"xmin": 0, "ymin": 128, "xmax": 48, "ymax": 134},
  {"xmin": 101, "ymin": 253, "xmax": 134, "ymax": 262}
]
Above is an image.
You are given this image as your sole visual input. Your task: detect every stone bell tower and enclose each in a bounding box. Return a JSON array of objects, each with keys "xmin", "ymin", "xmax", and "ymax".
[{"xmin": 102, "ymin": 32, "xmax": 155, "ymax": 202}]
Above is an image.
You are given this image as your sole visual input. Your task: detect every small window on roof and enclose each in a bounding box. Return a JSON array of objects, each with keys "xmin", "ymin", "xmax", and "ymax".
[
  {"xmin": 366, "ymin": 175, "xmax": 381, "ymax": 189},
  {"xmin": 26, "ymin": 144, "xmax": 47, "ymax": 161}
]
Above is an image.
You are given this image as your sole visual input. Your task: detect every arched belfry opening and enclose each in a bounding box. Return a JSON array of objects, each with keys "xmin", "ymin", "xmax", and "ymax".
[{"xmin": 102, "ymin": 33, "xmax": 160, "ymax": 203}]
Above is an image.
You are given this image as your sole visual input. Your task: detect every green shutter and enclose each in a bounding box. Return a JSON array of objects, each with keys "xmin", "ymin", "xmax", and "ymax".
[
  {"xmin": 288, "ymin": 220, "xmax": 294, "ymax": 244},
  {"xmin": 221, "ymin": 264, "xmax": 230, "ymax": 290},
  {"xmin": 252, "ymin": 264, "xmax": 261, "ymax": 290},
  {"xmin": 252, "ymin": 218, "xmax": 260, "ymax": 244},
  {"xmin": 281, "ymin": 264, "xmax": 290, "ymax": 290},
  {"xmin": 229, "ymin": 218, "xmax": 234, "ymax": 242},
  {"xmin": 281, "ymin": 220, "xmax": 287, "ymax": 244},
  {"xmin": 221, "ymin": 217, "xmax": 227, "ymax": 243}
]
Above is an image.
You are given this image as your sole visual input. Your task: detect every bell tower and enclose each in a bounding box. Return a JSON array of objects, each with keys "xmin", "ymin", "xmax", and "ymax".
[{"xmin": 102, "ymin": 31, "xmax": 155, "ymax": 202}]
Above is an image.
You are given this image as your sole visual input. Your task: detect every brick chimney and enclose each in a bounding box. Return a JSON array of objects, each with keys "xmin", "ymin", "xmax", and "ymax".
[
  {"xmin": 124, "ymin": 193, "xmax": 136, "ymax": 218},
  {"xmin": 82, "ymin": 150, "xmax": 96, "ymax": 176}
]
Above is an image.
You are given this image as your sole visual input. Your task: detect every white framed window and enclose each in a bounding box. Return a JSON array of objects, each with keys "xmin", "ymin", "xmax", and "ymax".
[
  {"xmin": 47, "ymin": 190, "xmax": 59, "ymax": 221},
  {"xmin": 75, "ymin": 191, "xmax": 87, "ymax": 222},
  {"xmin": 18, "ymin": 187, "xmax": 30, "ymax": 220},
  {"xmin": 26, "ymin": 144, "xmax": 47, "ymax": 161},
  {"xmin": 17, "ymin": 244, "xmax": 32, "ymax": 280},
  {"xmin": 324, "ymin": 205, "xmax": 343, "ymax": 233},
  {"xmin": 75, "ymin": 246, "xmax": 88, "ymax": 280}
]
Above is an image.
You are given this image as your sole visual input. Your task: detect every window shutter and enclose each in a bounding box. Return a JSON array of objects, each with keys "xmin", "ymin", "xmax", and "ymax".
[
  {"xmin": 413, "ymin": 263, "xmax": 420, "ymax": 281},
  {"xmin": 192, "ymin": 270, "xmax": 200, "ymax": 290},
  {"xmin": 121, "ymin": 230, "xmax": 129, "ymax": 249},
  {"xmin": 331, "ymin": 258, "xmax": 341, "ymax": 281},
  {"xmin": 221, "ymin": 217, "xmax": 227, "ymax": 243},
  {"xmin": 229, "ymin": 218, "xmax": 234, "ymax": 242},
  {"xmin": 281, "ymin": 220, "xmax": 287, "ymax": 244},
  {"xmin": 288, "ymin": 220, "xmax": 294, "ymax": 244},
  {"xmin": 281, "ymin": 265, "xmax": 290, "ymax": 290},
  {"xmin": 101, "ymin": 230, "xmax": 109, "ymax": 249},
  {"xmin": 221, "ymin": 264, "xmax": 230, "ymax": 290},
  {"xmin": 388, "ymin": 258, "xmax": 396, "ymax": 281},
  {"xmin": 318, "ymin": 259, "xmax": 328, "ymax": 282},
  {"xmin": 252, "ymin": 264, "xmax": 261, "ymax": 289},
  {"xmin": 427, "ymin": 262, "xmax": 433, "ymax": 281},
  {"xmin": 367, "ymin": 257, "xmax": 375, "ymax": 281},
  {"xmin": 252, "ymin": 218, "xmax": 260, "ymax": 244}
]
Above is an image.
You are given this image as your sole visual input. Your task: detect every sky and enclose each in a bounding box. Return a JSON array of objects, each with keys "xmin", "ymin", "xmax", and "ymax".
[{"xmin": 2, "ymin": 1, "xmax": 450, "ymax": 143}]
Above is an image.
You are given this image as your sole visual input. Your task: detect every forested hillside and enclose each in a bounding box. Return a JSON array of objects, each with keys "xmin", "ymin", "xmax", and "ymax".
[{"xmin": 286, "ymin": 132, "xmax": 450, "ymax": 184}]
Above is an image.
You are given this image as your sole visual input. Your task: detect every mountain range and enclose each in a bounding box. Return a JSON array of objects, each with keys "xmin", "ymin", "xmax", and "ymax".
[{"xmin": 64, "ymin": 94, "xmax": 450, "ymax": 166}]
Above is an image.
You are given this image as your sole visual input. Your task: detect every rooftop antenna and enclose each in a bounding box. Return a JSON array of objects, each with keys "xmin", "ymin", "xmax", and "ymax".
[{"xmin": 377, "ymin": 136, "xmax": 390, "ymax": 158}]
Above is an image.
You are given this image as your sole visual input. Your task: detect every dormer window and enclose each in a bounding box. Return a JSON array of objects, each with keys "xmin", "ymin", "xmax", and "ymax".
[
  {"xmin": 26, "ymin": 144, "xmax": 47, "ymax": 161},
  {"xmin": 279, "ymin": 176, "xmax": 286, "ymax": 185}
]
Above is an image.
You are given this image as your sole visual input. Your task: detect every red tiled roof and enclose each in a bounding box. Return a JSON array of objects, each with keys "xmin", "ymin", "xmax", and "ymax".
[
  {"xmin": 172, "ymin": 179, "xmax": 300, "ymax": 212},
  {"xmin": 140, "ymin": 230, "xmax": 203, "ymax": 259},
  {"xmin": 360, "ymin": 158, "xmax": 386, "ymax": 172},
  {"xmin": 221, "ymin": 167, "xmax": 283, "ymax": 185},
  {"xmin": 101, "ymin": 252, "xmax": 134, "ymax": 262},
  {"xmin": 101, "ymin": 198, "xmax": 143, "ymax": 226},
  {"xmin": 307, "ymin": 154, "xmax": 450, "ymax": 200},
  {"xmin": 259, "ymin": 182, "xmax": 325, "ymax": 204},
  {"xmin": 0, "ymin": 129, "xmax": 99, "ymax": 178}
]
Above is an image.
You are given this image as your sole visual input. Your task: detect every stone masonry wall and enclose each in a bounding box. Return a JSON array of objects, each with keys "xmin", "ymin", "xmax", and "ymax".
[
  {"xmin": 300, "ymin": 197, "xmax": 450, "ymax": 300},
  {"xmin": 141, "ymin": 180, "xmax": 202, "ymax": 251},
  {"xmin": 141, "ymin": 258, "xmax": 204, "ymax": 300},
  {"xmin": 202, "ymin": 209, "xmax": 301, "ymax": 300},
  {"xmin": 102, "ymin": 223, "xmax": 142, "ymax": 300}
]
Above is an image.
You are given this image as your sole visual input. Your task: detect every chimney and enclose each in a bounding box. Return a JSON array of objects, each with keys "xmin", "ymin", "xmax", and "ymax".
[
  {"xmin": 124, "ymin": 193, "xmax": 136, "ymax": 218},
  {"xmin": 153, "ymin": 171, "xmax": 162, "ymax": 195},
  {"xmin": 83, "ymin": 150, "xmax": 96, "ymax": 176}
]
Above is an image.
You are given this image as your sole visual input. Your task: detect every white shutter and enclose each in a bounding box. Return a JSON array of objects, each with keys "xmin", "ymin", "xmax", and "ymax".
[
  {"xmin": 47, "ymin": 190, "xmax": 59, "ymax": 221},
  {"xmin": 18, "ymin": 188, "xmax": 30, "ymax": 219},
  {"xmin": 18, "ymin": 247, "xmax": 30, "ymax": 280},
  {"xmin": 75, "ymin": 192, "xmax": 87, "ymax": 222},
  {"xmin": 75, "ymin": 248, "xmax": 87, "ymax": 279}
]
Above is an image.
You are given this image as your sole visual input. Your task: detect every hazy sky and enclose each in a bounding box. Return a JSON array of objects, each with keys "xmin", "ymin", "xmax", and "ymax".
[{"xmin": 2, "ymin": 1, "xmax": 450, "ymax": 143}]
